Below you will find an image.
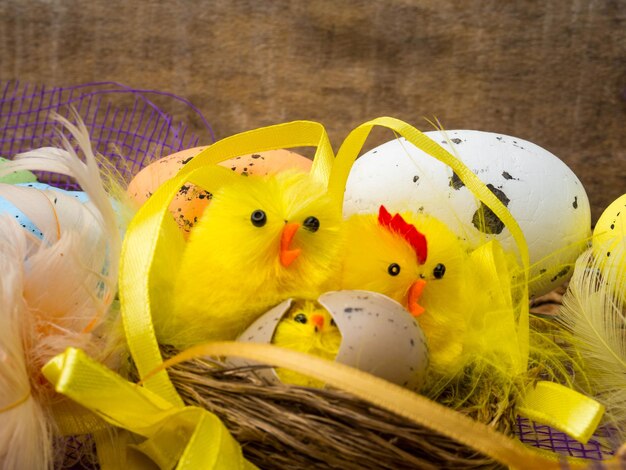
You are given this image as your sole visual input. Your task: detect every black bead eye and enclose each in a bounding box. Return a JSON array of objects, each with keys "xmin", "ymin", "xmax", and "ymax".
[
  {"xmin": 388, "ymin": 263, "xmax": 401, "ymax": 276},
  {"xmin": 294, "ymin": 313, "xmax": 307, "ymax": 324},
  {"xmin": 303, "ymin": 216, "xmax": 320, "ymax": 232},
  {"xmin": 433, "ymin": 263, "xmax": 446, "ymax": 279},
  {"xmin": 250, "ymin": 210, "xmax": 267, "ymax": 227}
]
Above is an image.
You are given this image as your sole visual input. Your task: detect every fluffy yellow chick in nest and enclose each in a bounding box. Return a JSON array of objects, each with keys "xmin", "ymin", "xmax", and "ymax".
[
  {"xmin": 157, "ymin": 171, "xmax": 344, "ymax": 348},
  {"xmin": 339, "ymin": 205, "xmax": 475, "ymax": 374},
  {"xmin": 272, "ymin": 300, "xmax": 342, "ymax": 388}
]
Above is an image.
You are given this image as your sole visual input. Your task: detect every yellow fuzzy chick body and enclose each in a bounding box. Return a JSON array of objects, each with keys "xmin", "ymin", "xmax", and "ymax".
[
  {"xmin": 339, "ymin": 207, "xmax": 474, "ymax": 374},
  {"xmin": 157, "ymin": 171, "xmax": 343, "ymax": 348},
  {"xmin": 272, "ymin": 300, "xmax": 342, "ymax": 387}
]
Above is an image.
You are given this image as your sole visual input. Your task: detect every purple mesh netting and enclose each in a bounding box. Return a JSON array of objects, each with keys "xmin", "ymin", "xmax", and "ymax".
[
  {"xmin": 516, "ymin": 415, "xmax": 615, "ymax": 460},
  {"xmin": 0, "ymin": 80, "xmax": 214, "ymax": 188}
]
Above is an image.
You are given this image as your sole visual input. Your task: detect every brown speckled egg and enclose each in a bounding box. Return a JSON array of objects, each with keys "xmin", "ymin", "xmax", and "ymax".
[
  {"xmin": 234, "ymin": 290, "xmax": 430, "ymax": 391},
  {"xmin": 127, "ymin": 147, "xmax": 312, "ymax": 237}
]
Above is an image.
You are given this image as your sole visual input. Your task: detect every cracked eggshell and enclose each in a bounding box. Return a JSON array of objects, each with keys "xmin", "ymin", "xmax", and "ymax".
[
  {"xmin": 344, "ymin": 130, "xmax": 591, "ymax": 297},
  {"xmin": 235, "ymin": 291, "xmax": 429, "ymax": 391}
]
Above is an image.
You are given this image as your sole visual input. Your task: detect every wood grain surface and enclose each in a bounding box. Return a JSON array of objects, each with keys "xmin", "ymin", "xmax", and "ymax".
[{"xmin": 1, "ymin": 0, "xmax": 624, "ymax": 221}]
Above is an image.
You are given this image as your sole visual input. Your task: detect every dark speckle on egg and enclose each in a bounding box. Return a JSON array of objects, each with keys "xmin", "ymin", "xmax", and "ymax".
[
  {"xmin": 472, "ymin": 184, "xmax": 511, "ymax": 234},
  {"xmin": 413, "ymin": 175, "xmax": 419, "ymax": 183},
  {"xmin": 550, "ymin": 266, "xmax": 571, "ymax": 282},
  {"xmin": 181, "ymin": 157, "xmax": 193, "ymax": 165},
  {"xmin": 451, "ymin": 138, "xmax": 462, "ymax": 144},
  {"xmin": 573, "ymin": 197, "xmax": 578, "ymax": 209},
  {"xmin": 449, "ymin": 172, "xmax": 464, "ymax": 190}
]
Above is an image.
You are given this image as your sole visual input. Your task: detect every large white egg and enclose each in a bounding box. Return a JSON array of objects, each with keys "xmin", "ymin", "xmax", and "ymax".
[{"xmin": 344, "ymin": 130, "xmax": 591, "ymax": 297}]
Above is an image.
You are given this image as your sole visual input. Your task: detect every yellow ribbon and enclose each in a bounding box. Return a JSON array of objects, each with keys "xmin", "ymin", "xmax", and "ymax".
[
  {"xmin": 518, "ymin": 381, "xmax": 606, "ymax": 445},
  {"xmin": 185, "ymin": 120, "xmax": 334, "ymax": 186},
  {"xmin": 43, "ymin": 347, "xmax": 256, "ymax": 470}
]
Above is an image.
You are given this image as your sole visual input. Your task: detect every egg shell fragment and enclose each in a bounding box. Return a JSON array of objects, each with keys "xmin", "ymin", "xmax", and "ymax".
[
  {"xmin": 127, "ymin": 147, "xmax": 312, "ymax": 237},
  {"xmin": 344, "ymin": 131, "xmax": 592, "ymax": 297},
  {"xmin": 234, "ymin": 290, "xmax": 429, "ymax": 391}
]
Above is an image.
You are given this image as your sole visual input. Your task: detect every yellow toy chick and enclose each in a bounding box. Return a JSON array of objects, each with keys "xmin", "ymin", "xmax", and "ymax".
[
  {"xmin": 157, "ymin": 171, "xmax": 343, "ymax": 348},
  {"xmin": 272, "ymin": 300, "xmax": 342, "ymax": 388},
  {"xmin": 339, "ymin": 205, "xmax": 506, "ymax": 375}
]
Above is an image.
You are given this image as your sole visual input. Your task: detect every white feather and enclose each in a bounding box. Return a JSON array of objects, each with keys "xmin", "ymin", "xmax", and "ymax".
[
  {"xmin": 0, "ymin": 217, "xmax": 51, "ymax": 470},
  {"xmin": 0, "ymin": 112, "xmax": 126, "ymax": 468},
  {"xmin": 558, "ymin": 239, "xmax": 626, "ymax": 440}
]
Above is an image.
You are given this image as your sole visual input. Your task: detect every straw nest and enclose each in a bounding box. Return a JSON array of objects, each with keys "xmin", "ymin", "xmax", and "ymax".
[{"xmin": 162, "ymin": 344, "xmax": 515, "ymax": 470}]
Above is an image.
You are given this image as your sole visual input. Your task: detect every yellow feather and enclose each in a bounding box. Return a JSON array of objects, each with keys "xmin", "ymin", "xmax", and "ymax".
[
  {"xmin": 272, "ymin": 300, "xmax": 342, "ymax": 387},
  {"xmin": 156, "ymin": 171, "xmax": 344, "ymax": 348}
]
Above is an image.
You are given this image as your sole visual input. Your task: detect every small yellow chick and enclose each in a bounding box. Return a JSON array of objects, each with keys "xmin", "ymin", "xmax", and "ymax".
[
  {"xmin": 157, "ymin": 171, "xmax": 343, "ymax": 348},
  {"xmin": 339, "ymin": 205, "xmax": 472, "ymax": 373},
  {"xmin": 272, "ymin": 300, "xmax": 342, "ymax": 388}
]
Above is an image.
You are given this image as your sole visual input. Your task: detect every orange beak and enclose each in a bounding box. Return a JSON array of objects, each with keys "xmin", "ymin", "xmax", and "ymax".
[
  {"xmin": 280, "ymin": 222, "xmax": 301, "ymax": 267},
  {"xmin": 311, "ymin": 314, "xmax": 325, "ymax": 330},
  {"xmin": 407, "ymin": 279, "xmax": 426, "ymax": 317}
]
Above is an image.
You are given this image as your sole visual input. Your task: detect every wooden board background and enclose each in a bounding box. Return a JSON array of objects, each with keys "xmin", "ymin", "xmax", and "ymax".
[{"xmin": 1, "ymin": 0, "xmax": 624, "ymax": 221}]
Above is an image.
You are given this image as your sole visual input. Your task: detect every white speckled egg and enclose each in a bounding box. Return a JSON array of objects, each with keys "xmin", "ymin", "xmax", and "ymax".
[
  {"xmin": 344, "ymin": 131, "xmax": 591, "ymax": 297},
  {"xmin": 234, "ymin": 290, "xmax": 429, "ymax": 391}
]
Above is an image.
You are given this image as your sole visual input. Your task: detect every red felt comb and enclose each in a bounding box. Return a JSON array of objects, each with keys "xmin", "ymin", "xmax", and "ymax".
[{"xmin": 378, "ymin": 205, "xmax": 427, "ymax": 264}]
